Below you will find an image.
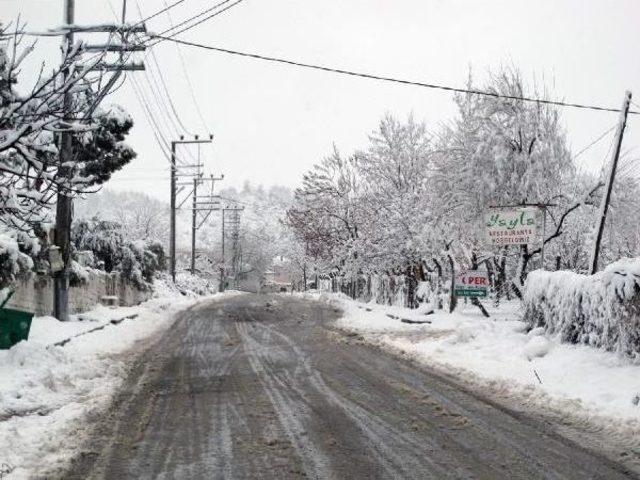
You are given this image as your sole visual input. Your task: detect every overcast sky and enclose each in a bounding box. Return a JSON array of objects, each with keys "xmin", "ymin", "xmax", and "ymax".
[{"xmin": 4, "ymin": 0, "xmax": 640, "ymax": 201}]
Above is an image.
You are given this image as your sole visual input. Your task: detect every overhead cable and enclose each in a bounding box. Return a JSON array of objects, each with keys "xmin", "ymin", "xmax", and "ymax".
[{"xmin": 149, "ymin": 35, "xmax": 640, "ymax": 116}]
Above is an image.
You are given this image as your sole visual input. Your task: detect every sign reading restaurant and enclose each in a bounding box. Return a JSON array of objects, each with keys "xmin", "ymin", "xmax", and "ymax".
[{"xmin": 485, "ymin": 207, "xmax": 539, "ymax": 246}]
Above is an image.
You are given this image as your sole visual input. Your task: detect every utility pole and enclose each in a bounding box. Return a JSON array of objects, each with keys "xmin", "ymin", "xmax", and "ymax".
[
  {"xmin": 190, "ymin": 174, "xmax": 223, "ymax": 275},
  {"xmin": 53, "ymin": 0, "xmax": 75, "ymax": 322},
  {"xmin": 190, "ymin": 177, "xmax": 198, "ymax": 274},
  {"xmin": 589, "ymin": 91, "xmax": 632, "ymax": 274},
  {"xmin": 169, "ymin": 135, "xmax": 213, "ymax": 281},
  {"xmin": 53, "ymin": 0, "xmax": 146, "ymax": 321},
  {"xmin": 169, "ymin": 138, "xmax": 179, "ymax": 282},
  {"xmin": 220, "ymin": 205, "xmax": 244, "ymax": 290},
  {"xmin": 220, "ymin": 208, "xmax": 226, "ymax": 292}
]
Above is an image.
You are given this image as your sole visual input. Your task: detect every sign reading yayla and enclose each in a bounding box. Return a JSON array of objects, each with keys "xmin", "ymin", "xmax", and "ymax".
[
  {"xmin": 484, "ymin": 207, "xmax": 539, "ymax": 246},
  {"xmin": 454, "ymin": 270, "xmax": 489, "ymax": 297}
]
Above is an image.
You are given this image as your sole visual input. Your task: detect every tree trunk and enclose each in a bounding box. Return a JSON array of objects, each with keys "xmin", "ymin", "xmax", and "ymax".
[
  {"xmin": 447, "ymin": 254, "xmax": 457, "ymax": 313},
  {"xmin": 406, "ymin": 264, "xmax": 418, "ymax": 309},
  {"xmin": 432, "ymin": 258, "xmax": 444, "ymax": 310},
  {"xmin": 471, "ymin": 252, "xmax": 490, "ymax": 318}
]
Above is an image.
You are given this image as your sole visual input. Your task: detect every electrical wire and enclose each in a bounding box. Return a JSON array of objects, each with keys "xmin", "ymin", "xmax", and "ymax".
[
  {"xmin": 149, "ymin": 35, "xmax": 640, "ymax": 116},
  {"xmin": 130, "ymin": 0, "xmax": 188, "ymax": 29},
  {"xmin": 137, "ymin": 37, "xmax": 192, "ymax": 139},
  {"xmin": 158, "ymin": 0, "xmax": 213, "ymax": 136},
  {"xmin": 133, "ymin": 3, "xmax": 194, "ymax": 137},
  {"xmin": 137, "ymin": 57, "xmax": 201, "ymax": 164},
  {"xmin": 145, "ymin": 0, "xmax": 244, "ymax": 46},
  {"xmin": 126, "ymin": 3, "xmax": 200, "ymax": 165},
  {"xmin": 573, "ymin": 124, "xmax": 617, "ymax": 160},
  {"xmin": 130, "ymin": 65, "xmax": 189, "ymax": 164},
  {"xmin": 129, "ymin": 73, "xmax": 182, "ymax": 165},
  {"xmin": 106, "ymin": 0, "xmax": 180, "ymax": 166},
  {"xmin": 0, "ymin": 0, "xmax": 187, "ymax": 38}
]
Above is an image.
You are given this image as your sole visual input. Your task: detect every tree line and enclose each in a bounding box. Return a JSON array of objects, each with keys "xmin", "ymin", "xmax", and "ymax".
[{"xmin": 286, "ymin": 68, "xmax": 640, "ymax": 310}]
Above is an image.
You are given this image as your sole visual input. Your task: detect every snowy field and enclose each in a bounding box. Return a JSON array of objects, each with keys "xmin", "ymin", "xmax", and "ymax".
[
  {"xmin": 0, "ymin": 286, "xmax": 238, "ymax": 479},
  {"xmin": 314, "ymin": 293, "xmax": 640, "ymax": 452}
]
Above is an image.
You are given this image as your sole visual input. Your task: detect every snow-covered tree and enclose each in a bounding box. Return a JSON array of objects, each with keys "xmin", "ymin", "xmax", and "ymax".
[
  {"xmin": 0, "ymin": 24, "xmax": 134, "ymax": 235},
  {"xmin": 71, "ymin": 217, "xmax": 164, "ymax": 289},
  {"xmin": 284, "ymin": 68, "xmax": 627, "ymax": 308},
  {"xmin": 76, "ymin": 190, "xmax": 168, "ymax": 244}
]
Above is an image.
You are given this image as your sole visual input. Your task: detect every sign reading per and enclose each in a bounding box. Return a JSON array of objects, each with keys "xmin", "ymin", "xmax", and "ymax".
[
  {"xmin": 485, "ymin": 207, "xmax": 539, "ymax": 246},
  {"xmin": 454, "ymin": 270, "xmax": 489, "ymax": 298}
]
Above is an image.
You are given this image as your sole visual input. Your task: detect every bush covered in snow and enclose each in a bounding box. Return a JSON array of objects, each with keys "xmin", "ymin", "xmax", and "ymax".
[
  {"xmin": 71, "ymin": 218, "xmax": 165, "ymax": 290},
  {"xmin": 0, "ymin": 229, "xmax": 38, "ymax": 290},
  {"xmin": 523, "ymin": 258, "xmax": 640, "ymax": 358}
]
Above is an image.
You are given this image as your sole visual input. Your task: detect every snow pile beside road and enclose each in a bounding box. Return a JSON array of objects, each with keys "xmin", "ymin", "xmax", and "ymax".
[
  {"xmin": 0, "ymin": 291, "xmax": 228, "ymax": 479},
  {"xmin": 154, "ymin": 272, "xmax": 218, "ymax": 298},
  {"xmin": 523, "ymin": 259, "xmax": 640, "ymax": 358},
  {"xmin": 328, "ymin": 294, "xmax": 640, "ymax": 437}
]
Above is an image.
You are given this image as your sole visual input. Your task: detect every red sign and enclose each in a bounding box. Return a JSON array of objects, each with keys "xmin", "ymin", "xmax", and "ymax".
[{"xmin": 454, "ymin": 270, "xmax": 489, "ymax": 297}]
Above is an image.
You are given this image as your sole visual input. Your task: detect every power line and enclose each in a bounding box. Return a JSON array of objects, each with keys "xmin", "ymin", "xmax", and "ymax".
[
  {"xmin": 0, "ymin": 0, "xmax": 187, "ymax": 38},
  {"xmin": 152, "ymin": 0, "xmax": 235, "ymax": 37},
  {"xmin": 131, "ymin": 0, "xmax": 187, "ymax": 29},
  {"xmin": 573, "ymin": 125, "xmax": 617, "ymax": 160},
  {"xmin": 139, "ymin": 62, "xmax": 183, "ymax": 137},
  {"xmin": 149, "ymin": 35, "xmax": 640, "ymax": 116},
  {"xmin": 129, "ymin": 16, "xmax": 200, "ymax": 166},
  {"xmin": 129, "ymin": 73, "xmax": 187, "ymax": 166},
  {"xmin": 133, "ymin": 3, "xmax": 194, "ymax": 137},
  {"xmin": 158, "ymin": 0, "xmax": 212, "ymax": 135},
  {"xmin": 145, "ymin": 0, "xmax": 247, "ymax": 48},
  {"xmin": 106, "ymin": 0, "xmax": 184, "ymax": 167}
]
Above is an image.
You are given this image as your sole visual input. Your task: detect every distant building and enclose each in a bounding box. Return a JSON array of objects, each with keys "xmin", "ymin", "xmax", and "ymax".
[{"xmin": 262, "ymin": 255, "xmax": 293, "ymax": 291}]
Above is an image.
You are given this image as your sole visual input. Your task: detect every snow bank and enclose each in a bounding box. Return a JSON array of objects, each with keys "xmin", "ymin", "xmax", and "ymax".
[
  {"xmin": 154, "ymin": 272, "xmax": 218, "ymax": 298},
  {"xmin": 0, "ymin": 288, "xmax": 234, "ymax": 479},
  {"xmin": 326, "ymin": 293, "xmax": 640, "ymax": 447},
  {"xmin": 523, "ymin": 258, "xmax": 640, "ymax": 358}
]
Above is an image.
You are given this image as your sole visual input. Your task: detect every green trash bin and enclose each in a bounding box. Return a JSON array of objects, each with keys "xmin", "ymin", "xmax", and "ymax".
[{"xmin": 0, "ymin": 291, "xmax": 34, "ymax": 349}]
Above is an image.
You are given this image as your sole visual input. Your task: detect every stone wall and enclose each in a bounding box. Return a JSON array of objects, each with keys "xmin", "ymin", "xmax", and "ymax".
[{"xmin": 5, "ymin": 270, "xmax": 152, "ymax": 316}]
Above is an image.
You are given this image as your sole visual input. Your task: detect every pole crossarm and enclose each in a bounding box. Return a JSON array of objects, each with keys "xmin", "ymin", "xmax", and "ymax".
[
  {"xmin": 84, "ymin": 44, "xmax": 147, "ymax": 52},
  {"xmin": 88, "ymin": 62, "xmax": 145, "ymax": 71},
  {"xmin": 53, "ymin": 23, "xmax": 148, "ymax": 34}
]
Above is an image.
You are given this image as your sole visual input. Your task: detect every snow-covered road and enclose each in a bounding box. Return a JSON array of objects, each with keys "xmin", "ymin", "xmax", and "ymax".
[
  {"xmin": 328, "ymin": 292, "xmax": 640, "ymax": 473},
  {"xmin": 55, "ymin": 294, "xmax": 636, "ymax": 479}
]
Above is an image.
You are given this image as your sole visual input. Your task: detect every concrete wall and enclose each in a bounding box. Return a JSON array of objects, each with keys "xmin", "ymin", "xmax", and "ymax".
[{"xmin": 5, "ymin": 270, "xmax": 152, "ymax": 316}]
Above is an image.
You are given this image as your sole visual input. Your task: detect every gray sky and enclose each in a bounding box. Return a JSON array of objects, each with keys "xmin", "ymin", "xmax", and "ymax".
[{"xmin": 4, "ymin": 0, "xmax": 640, "ymax": 201}]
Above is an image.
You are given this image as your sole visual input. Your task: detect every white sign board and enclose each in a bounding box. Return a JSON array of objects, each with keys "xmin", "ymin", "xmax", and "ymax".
[
  {"xmin": 48, "ymin": 246, "xmax": 64, "ymax": 273},
  {"xmin": 484, "ymin": 207, "xmax": 539, "ymax": 246},
  {"xmin": 454, "ymin": 270, "xmax": 489, "ymax": 297}
]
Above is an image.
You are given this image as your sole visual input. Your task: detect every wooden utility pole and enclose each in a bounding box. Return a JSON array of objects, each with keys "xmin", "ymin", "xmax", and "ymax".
[
  {"xmin": 589, "ymin": 91, "xmax": 632, "ymax": 274},
  {"xmin": 53, "ymin": 0, "xmax": 75, "ymax": 322},
  {"xmin": 169, "ymin": 138, "xmax": 179, "ymax": 282},
  {"xmin": 221, "ymin": 206, "xmax": 244, "ymax": 290},
  {"xmin": 168, "ymin": 135, "xmax": 212, "ymax": 282},
  {"xmin": 190, "ymin": 177, "xmax": 198, "ymax": 274},
  {"xmin": 190, "ymin": 174, "xmax": 223, "ymax": 275},
  {"xmin": 53, "ymin": 0, "xmax": 145, "ymax": 320},
  {"xmin": 220, "ymin": 208, "xmax": 225, "ymax": 291}
]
